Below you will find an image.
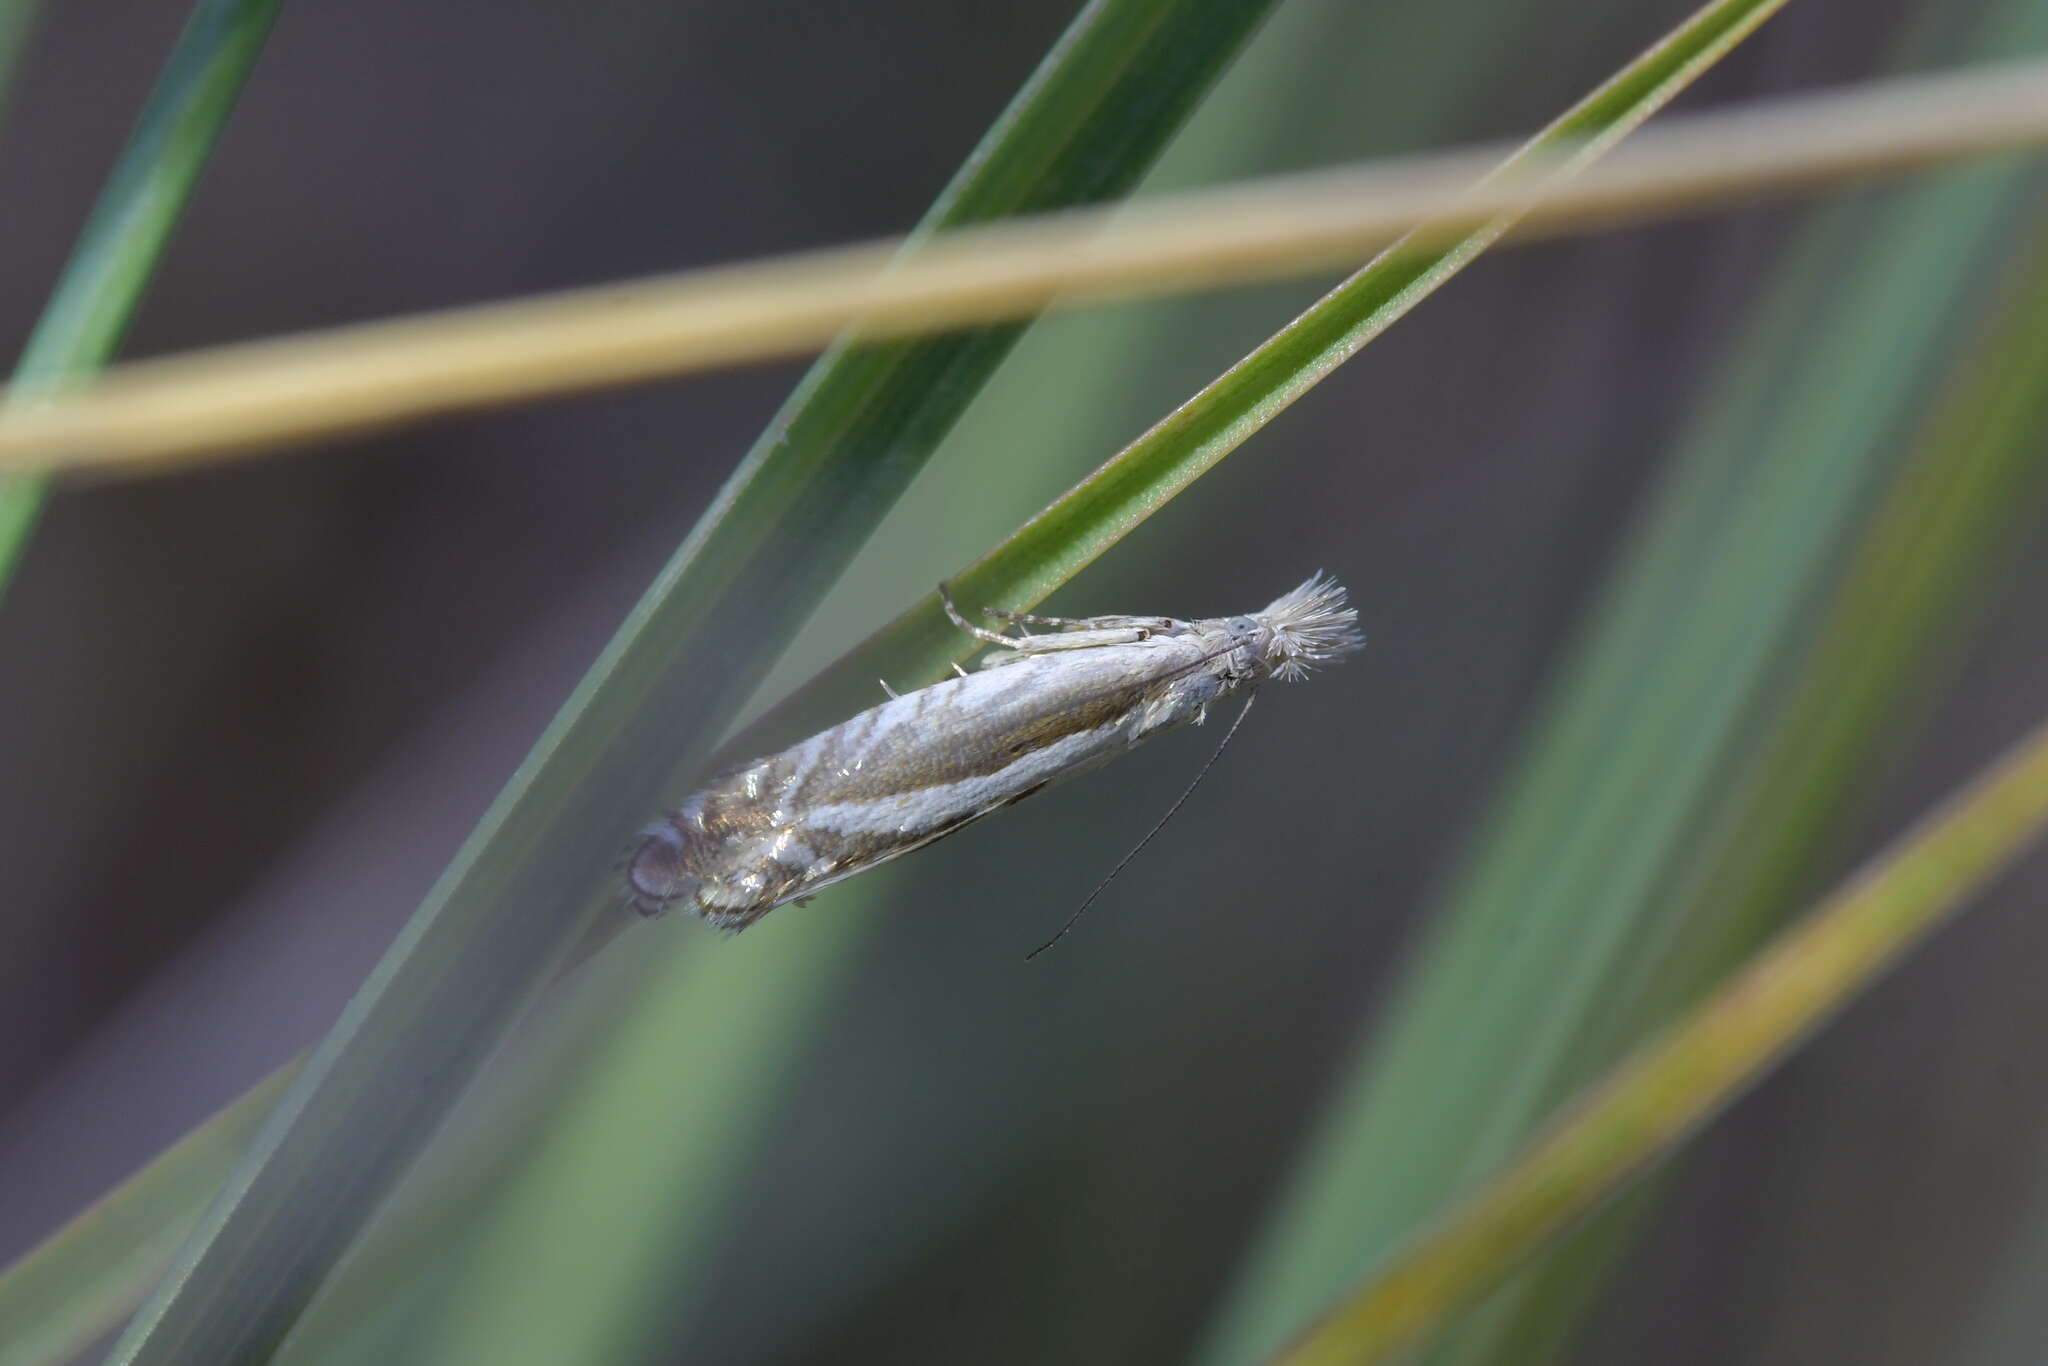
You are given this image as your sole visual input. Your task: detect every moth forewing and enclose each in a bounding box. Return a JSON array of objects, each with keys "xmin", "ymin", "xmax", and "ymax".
[{"xmin": 627, "ymin": 573, "xmax": 1363, "ymax": 932}]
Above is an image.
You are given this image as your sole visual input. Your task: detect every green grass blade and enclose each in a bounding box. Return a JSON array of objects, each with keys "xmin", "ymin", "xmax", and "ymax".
[
  {"xmin": 15, "ymin": 56, "xmax": 2048, "ymax": 481},
  {"xmin": 15, "ymin": 0, "xmax": 1781, "ymax": 1349},
  {"xmin": 0, "ymin": 1069, "xmax": 294, "ymax": 1366},
  {"xmin": 454, "ymin": 21, "xmax": 1808, "ymax": 1345},
  {"xmin": 97, "ymin": 5, "xmax": 1280, "ymax": 1361},
  {"xmin": 724, "ymin": 0, "xmax": 1791, "ymax": 760},
  {"xmin": 0, "ymin": 0, "xmax": 282, "ymax": 587},
  {"xmin": 412, "ymin": 14, "xmax": 1795, "ymax": 1345},
  {"xmin": 1263, "ymin": 717, "xmax": 2048, "ymax": 1366},
  {"xmin": 1196, "ymin": 4, "xmax": 2048, "ymax": 1361},
  {"xmin": 267, "ymin": 944, "xmax": 695, "ymax": 1364},
  {"xmin": 288, "ymin": 5, "xmax": 1558, "ymax": 1358},
  {"xmin": 411, "ymin": 908, "xmax": 874, "ymax": 1365},
  {"xmin": 401, "ymin": 10, "xmax": 1793, "ymax": 1354},
  {"xmin": 1640, "ymin": 218, "xmax": 2048, "ymax": 1010},
  {"xmin": 2, "ymin": 2, "xmax": 1277, "ymax": 1348},
  {"xmin": 162, "ymin": 941, "xmax": 671, "ymax": 1365},
  {"xmin": 0, "ymin": 1, "xmax": 287, "ymax": 1344},
  {"xmin": 1444, "ymin": 180, "xmax": 2048, "ymax": 1366},
  {"xmin": 1963, "ymin": 1140, "xmax": 2048, "ymax": 1364},
  {"xmin": 0, "ymin": 0, "xmax": 41, "ymax": 127}
]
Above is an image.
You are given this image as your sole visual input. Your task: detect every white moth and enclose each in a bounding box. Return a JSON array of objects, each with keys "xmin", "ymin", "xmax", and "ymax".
[{"xmin": 626, "ymin": 573, "xmax": 1363, "ymax": 935}]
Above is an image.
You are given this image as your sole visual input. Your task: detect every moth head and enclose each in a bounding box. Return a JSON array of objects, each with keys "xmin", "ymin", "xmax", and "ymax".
[
  {"xmin": 626, "ymin": 822, "xmax": 700, "ymax": 917},
  {"xmin": 1253, "ymin": 572, "xmax": 1365, "ymax": 681}
]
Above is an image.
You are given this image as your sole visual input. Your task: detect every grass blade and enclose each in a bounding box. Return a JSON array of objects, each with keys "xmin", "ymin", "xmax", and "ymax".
[
  {"xmin": 1196, "ymin": 4, "xmax": 2048, "ymax": 1361},
  {"xmin": 411, "ymin": 8, "xmax": 1802, "ymax": 1347},
  {"xmin": 0, "ymin": 0, "xmax": 282, "ymax": 587},
  {"xmin": 0, "ymin": 1069, "xmax": 293, "ymax": 1366},
  {"xmin": 16, "ymin": 0, "xmax": 1786, "ymax": 1349},
  {"xmin": 1263, "ymin": 716, "xmax": 2048, "ymax": 1366},
  {"xmin": 726, "ymin": 0, "xmax": 1792, "ymax": 762},
  {"xmin": 0, "ymin": 0, "xmax": 41, "ymax": 127},
  {"xmin": 1441, "ymin": 169, "xmax": 2048, "ymax": 1366},
  {"xmin": 291, "ymin": 5, "xmax": 1559, "ymax": 1358},
  {"xmin": 410, "ymin": 909, "xmax": 875, "ymax": 1364},
  {"xmin": 97, "ymin": 3, "xmax": 1282, "ymax": 1360},
  {"xmin": 45, "ymin": 51, "xmax": 2048, "ymax": 479}
]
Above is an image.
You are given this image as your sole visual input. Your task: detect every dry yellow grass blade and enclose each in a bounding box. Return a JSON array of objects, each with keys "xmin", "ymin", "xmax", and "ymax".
[
  {"xmin": 1261, "ymin": 718, "xmax": 2048, "ymax": 1366},
  {"xmin": 6, "ymin": 57, "xmax": 2048, "ymax": 479}
]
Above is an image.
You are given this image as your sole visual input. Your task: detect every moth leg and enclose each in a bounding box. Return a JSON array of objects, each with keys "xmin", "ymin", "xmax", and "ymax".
[
  {"xmin": 986, "ymin": 625, "xmax": 1153, "ymax": 659},
  {"xmin": 939, "ymin": 581, "xmax": 1020, "ymax": 647},
  {"xmin": 878, "ymin": 678, "xmax": 900, "ymax": 700},
  {"xmin": 988, "ymin": 605, "xmax": 1175, "ymax": 635},
  {"xmin": 986, "ymin": 605, "xmax": 1079, "ymax": 627}
]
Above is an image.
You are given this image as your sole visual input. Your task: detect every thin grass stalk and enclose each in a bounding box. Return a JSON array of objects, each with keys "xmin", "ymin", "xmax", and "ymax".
[
  {"xmin": 409, "ymin": 909, "xmax": 874, "ymax": 1363},
  {"xmin": 1959, "ymin": 1147, "xmax": 2048, "ymax": 1364},
  {"xmin": 1401, "ymin": 9, "xmax": 2048, "ymax": 1363},
  {"xmin": 268, "ymin": 944, "xmax": 709, "ymax": 1362},
  {"xmin": 724, "ymin": 0, "xmax": 1792, "ymax": 770},
  {"xmin": 0, "ymin": 0, "xmax": 282, "ymax": 586},
  {"xmin": 262, "ymin": 4, "xmax": 1568, "ymax": 1356},
  {"xmin": 57, "ymin": 52, "xmax": 2048, "ymax": 480},
  {"xmin": 1433, "ymin": 204, "xmax": 2048, "ymax": 1366},
  {"xmin": 0, "ymin": 3, "xmax": 286, "ymax": 1351},
  {"xmin": 0, "ymin": 1070, "xmax": 292, "ymax": 1366},
  {"xmin": 1257, "ymin": 716, "xmax": 2048, "ymax": 1366},
  {"xmin": 0, "ymin": 0, "xmax": 41, "ymax": 127},
  {"xmin": 96, "ymin": 4, "xmax": 1284, "ymax": 1360},
  {"xmin": 1195, "ymin": 2, "xmax": 2048, "ymax": 1354},
  {"xmin": 411, "ymin": 5, "xmax": 1794, "ymax": 1359},
  {"xmin": 7, "ymin": 0, "xmax": 1786, "ymax": 1352}
]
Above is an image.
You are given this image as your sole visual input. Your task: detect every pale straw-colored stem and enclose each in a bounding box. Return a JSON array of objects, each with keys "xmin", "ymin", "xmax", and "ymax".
[
  {"xmin": 1262, "ymin": 718, "xmax": 2048, "ymax": 1366},
  {"xmin": 7, "ymin": 58, "xmax": 2048, "ymax": 478}
]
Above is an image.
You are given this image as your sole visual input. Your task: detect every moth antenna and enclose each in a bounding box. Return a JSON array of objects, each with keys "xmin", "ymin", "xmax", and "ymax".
[{"xmin": 1026, "ymin": 692, "xmax": 1259, "ymax": 961}]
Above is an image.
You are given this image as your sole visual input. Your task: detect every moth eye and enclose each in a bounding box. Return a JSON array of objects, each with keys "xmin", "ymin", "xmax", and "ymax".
[{"xmin": 626, "ymin": 830, "xmax": 697, "ymax": 915}]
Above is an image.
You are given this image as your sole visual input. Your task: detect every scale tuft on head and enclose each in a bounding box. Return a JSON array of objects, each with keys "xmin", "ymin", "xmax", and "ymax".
[{"xmin": 1256, "ymin": 572, "xmax": 1365, "ymax": 681}]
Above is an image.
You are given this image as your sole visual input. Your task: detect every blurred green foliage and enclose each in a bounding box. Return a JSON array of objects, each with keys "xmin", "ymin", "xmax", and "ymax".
[
  {"xmin": 0, "ymin": 0, "xmax": 281, "ymax": 585},
  {"xmin": 1199, "ymin": 5, "xmax": 2048, "ymax": 1365},
  {"xmin": 8, "ymin": 1, "xmax": 2048, "ymax": 1364}
]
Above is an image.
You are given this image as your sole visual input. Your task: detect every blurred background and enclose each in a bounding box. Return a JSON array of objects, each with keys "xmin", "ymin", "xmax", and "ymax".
[{"xmin": 4, "ymin": 0, "xmax": 2048, "ymax": 1363}]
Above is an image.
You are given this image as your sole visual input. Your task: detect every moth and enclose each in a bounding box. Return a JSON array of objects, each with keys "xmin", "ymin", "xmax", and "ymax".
[{"xmin": 626, "ymin": 573, "xmax": 1363, "ymax": 942}]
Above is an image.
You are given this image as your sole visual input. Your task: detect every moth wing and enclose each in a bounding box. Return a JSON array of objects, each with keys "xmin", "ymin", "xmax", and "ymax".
[{"xmin": 762, "ymin": 780, "xmax": 1053, "ymax": 912}]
